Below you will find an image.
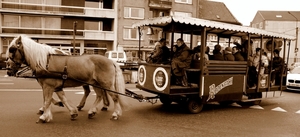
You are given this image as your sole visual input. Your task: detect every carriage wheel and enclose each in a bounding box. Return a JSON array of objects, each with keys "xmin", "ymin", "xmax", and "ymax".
[
  {"xmin": 218, "ymin": 101, "xmax": 234, "ymax": 106},
  {"xmin": 159, "ymin": 95, "xmax": 172, "ymax": 105},
  {"xmin": 186, "ymin": 98, "xmax": 203, "ymax": 114},
  {"xmin": 248, "ymin": 92, "xmax": 262, "ymax": 105}
]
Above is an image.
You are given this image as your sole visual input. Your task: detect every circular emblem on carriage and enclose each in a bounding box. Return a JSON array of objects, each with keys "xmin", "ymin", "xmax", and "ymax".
[
  {"xmin": 138, "ymin": 65, "xmax": 146, "ymax": 86},
  {"xmin": 153, "ymin": 67, "xmax": 168, "ymax": 91}
]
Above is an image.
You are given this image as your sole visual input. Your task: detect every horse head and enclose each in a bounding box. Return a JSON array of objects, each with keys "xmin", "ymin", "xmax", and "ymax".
[
  {"xmin": 6, "ymin": 58, "xmax": 21, "ymax": 76},
  {"xmin": 7, "ymin": 36, "xmax": 27, "ymax": 68}
]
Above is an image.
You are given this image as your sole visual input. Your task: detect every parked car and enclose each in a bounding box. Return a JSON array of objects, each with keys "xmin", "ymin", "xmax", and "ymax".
[
  {"xmin": 104, "ymin": 51, "xmax": 127, "ymax": 66},
  {"xmin": 286, "ymin": 67, "xmax": 300, "ymax": 91}
]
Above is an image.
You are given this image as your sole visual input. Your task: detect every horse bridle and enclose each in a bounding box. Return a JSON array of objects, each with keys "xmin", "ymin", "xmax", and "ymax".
[{"xmin": 8, "ymin": 43, "xmax": 28, "ymax": 67}]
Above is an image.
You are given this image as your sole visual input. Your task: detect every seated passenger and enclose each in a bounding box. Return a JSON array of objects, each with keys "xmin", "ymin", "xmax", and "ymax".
[
  {"xmin": 192, "ymin": 45, "xmax": 209, "ymax": 61},
  {"xmin": 232, "ymin": 46, "xmax": 245, "ymax": 61},
  {"xmin": 171, "ymin": 38, "xmax": 192, "ymax": 86},
  {"xmin": 146, "ymin": 38, "xmax": 170, "ymax": 64},
  {"xmin": 212, "ymin": 44, "xmax": 224, "ymax": 60},
  {"xmin": 223, "ymin": 47, "xmax": 235, "ymax": 61}
]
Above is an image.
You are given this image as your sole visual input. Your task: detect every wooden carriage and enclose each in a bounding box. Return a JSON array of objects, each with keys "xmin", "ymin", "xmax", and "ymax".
[{"xmin": 130, "ymin": 16, "xmax": 295, "ymax": 113}]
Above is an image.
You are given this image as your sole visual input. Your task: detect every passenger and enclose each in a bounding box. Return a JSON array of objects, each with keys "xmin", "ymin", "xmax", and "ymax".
[
  {"xmin": 271, "ymin": 49, "xmax": 284, "ymax": 86},
  {"xmin": 265, "ymin": 40, "xmax": 276, "ymax": 61},
  {"xmin": 232, "ymin": 46, "xmax": 244, "ymax": 61},
  {"xmin": 171, "ymin": 38, "xmax": 192, "ymax": 86},
  {"xmin": 223, "ymin": 47, "xmax": 235, "ymax": 61},
  {"xmin": 252, "ymin": 48, "xmax": 269, "ymax": 74},
  {"xmin": 212, "ymin": 44, "xmax": 224, "ymax": 60},
  {"xmin": 146, "ymin": 38, "xmax": 170, "ymax": 64},
  {"xmin": 205, "ymin": 46, "xmax": 213, "ymax": 60},
  {"xmin": 192, "ymin": 45, "xmax": 209, "ymax": 61},
  {"xmin": 249, "ymin": 48, "xmax": 269, "ymax": 88},
  {"xmin": 241, "ymin": 40, "xmax": 254, "ymax": 60}
]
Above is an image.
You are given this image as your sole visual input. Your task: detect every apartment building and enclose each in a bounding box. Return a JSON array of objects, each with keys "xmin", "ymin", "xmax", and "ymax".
[
  {"xmin": 0, "ymin": 0, "xmax": 240, "ymax": 61},
  {"xmin": 0, "ymin": 0, "xmax": 117, "ymax": 56},
  {"xmin": 250, "ymin": 11, "xmax": 300, "ymax": 63}
]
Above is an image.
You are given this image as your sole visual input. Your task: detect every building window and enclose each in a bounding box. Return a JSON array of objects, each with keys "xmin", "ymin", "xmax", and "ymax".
[
  {"xmin": 21, "ymin": 0, "xmax": 43, "ymax": 4},
  {"xmin": 174, "ymin": 33, "xmax": 190, "ymax": 43},
  {"xmin": 123, "ymin": 27, "xmax": 138, "ymax": 40},
  {"xmin": 85, "ymin": 0, "xmax": 103, "ymax": 8},
  {"xmin": 124, "ymin": 7, "xmax": 144, "ymax": 19},
  {"xmin": 3, "ymin": 15, "xmax": 19, "ymax": 27},
  {"xmin": 175, "ymin": 0, "xmax": 192, "ymax": 4},
  {"xmin": 259, "ymin": 22, "xmax": 263, "ymax": 29},
  {"xmin": 85, "ymin": 21, "xmax": 103, "ymax": 31},
  {"xmin": 21, "ymin": 16, "xmax": 41, "ymax": 28},
  {"xmin": 44, "ymin": 17, "xmax": 60, "ymax": 29},
  {"xmin": 174, "ymin": 11, "xmax": 192, "ymax": 17}
]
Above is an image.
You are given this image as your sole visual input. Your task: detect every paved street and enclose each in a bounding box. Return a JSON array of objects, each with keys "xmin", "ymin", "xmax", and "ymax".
[{"xmin": 1, "ymin": 70, "xmax": 300, "ymax": 137}]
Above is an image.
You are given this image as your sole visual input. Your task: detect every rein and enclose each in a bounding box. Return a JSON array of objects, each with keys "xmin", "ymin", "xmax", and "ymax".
[{"xmin": 16, "ymin": 64, "xmax": 159, "ymax": 104}]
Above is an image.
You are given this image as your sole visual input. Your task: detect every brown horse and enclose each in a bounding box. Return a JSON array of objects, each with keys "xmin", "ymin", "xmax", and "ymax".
[
  {"xmin": 5, "ymin": 58, "xmax": 109, "ymax": 113},
  {"xmin": 7, "ymin": 35, "xmax": 127, "ymax": 123}
]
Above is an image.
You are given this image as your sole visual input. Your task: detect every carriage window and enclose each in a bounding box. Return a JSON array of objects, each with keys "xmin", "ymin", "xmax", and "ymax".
[{"xmin": 111, "ymin": 53, "xmax": 117, "ymax": 58}]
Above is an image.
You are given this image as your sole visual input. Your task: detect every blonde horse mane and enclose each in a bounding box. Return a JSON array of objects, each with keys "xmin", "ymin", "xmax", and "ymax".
[{"xmin": 8, "ymin": 35, "xmax": 70, "ymax": 70}]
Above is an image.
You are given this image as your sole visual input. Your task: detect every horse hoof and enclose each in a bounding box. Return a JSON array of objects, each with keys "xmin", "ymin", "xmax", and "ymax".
[
  {"xmin": 110, "ymin": 116, "xmax": 119, "ymax": 120},
  {"xmin": 36, "ymin": 119, "xmax": 46, "ymax": 124},
  {"xmin": 77, "ymin": 106, "xmax": 83, "ymax": 111},
  {"xmin": 37, "ymin": 110, "xmax": 44, "ymax": 115},
  {"xmin": 88, "ymin": 112, "xmax": 96, "ymax": 119},
  {"xmin": 55, "ymin": 102, "xmax": 64, "ymax": 107},
  {"xmin": 71, "ymin": 114, "xmax": 78, "ymax": 120},
  {"xmin": 101, "ymin": 107, "xmax": 108, "ymax": 111}
]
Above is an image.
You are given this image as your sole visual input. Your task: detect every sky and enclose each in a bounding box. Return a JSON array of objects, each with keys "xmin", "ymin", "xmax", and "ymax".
[{"xmin": 209, "ymin": 0, "xmax": 300, "ymax": 26}]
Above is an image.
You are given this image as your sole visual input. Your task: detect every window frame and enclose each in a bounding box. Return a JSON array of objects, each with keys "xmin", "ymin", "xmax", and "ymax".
[
  {"xmin": 123, "ymin": 26, "xmax": 139, "ymax": 40},
  {"xmin": 175, "ymin": 0, "xmax": 192, "ymax": 4},
  {"xmin": 124, "ymin": 7, "xmax": 145, "ymax": 19}
]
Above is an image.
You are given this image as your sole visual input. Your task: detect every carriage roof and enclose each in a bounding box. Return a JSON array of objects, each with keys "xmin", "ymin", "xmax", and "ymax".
[{"xmin": 132, "ymin": 16, "xmax": 295, "ymax": 40}]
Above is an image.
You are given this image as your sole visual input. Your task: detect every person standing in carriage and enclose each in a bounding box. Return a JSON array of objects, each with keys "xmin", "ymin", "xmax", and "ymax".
[
  {"xmin": 271, "ymin": 49, "xmax": 284, "ymax": 86},
  {"xmin": 171, "ymin": 38, "xmax": 192, "ymax": 87},
  {"xmin": 146, "ymin": 38, "xmax": 170, "ymax": 64}
]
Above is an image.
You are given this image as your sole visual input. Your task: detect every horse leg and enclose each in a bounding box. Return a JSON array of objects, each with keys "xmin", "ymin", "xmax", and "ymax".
[
  {"xmin": 37, "ymin": 97, "xmax": 64, "ymax": 115},
  {"xmin": 55, "ymin": 90, "xmax": 78, "ymax": 120},
  {"xmin": 101, "ymin": 89, "xmax": 110, "ymax": 111},
  {"xmin": 37, "ymin": 87, "xmax": 54, "ymax": 123},
  {"xmin": 108, "ymin": 92, "xmax": 122, "ymax": 120},
  {"xmin": 77, "ymin": 85, "xmax": 91, "ymax": 111},
  {"xmin": 52, "ymin": 97, "xmax": 64, "ymax": 107},
  {"xmin": 88, "ymin": 87, "xmax": 108, "ymax": 118}
]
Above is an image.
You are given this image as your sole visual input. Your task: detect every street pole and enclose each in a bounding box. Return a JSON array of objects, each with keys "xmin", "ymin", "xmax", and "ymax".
[
  {"xmin": 288, "ymin": 11, "xmax": 298, "ymax": 62},
  {"xmin": 73, "ymin": 21, "xmax": 77, "ymax": 56},
  {"xmin": 295, "ymin": 27, "xmax": 298, "ymax": 62}
]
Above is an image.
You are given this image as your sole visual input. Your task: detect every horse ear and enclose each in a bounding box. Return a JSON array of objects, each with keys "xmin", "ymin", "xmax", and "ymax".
[{"xmin": 15, "ymin": 36, "xmax": 22, "ymax": 46}]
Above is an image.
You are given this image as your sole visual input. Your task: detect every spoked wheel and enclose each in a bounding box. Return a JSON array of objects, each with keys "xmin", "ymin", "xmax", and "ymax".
[
  {"xmin": 159, "ymin": 95, "xmax": 172, "ymax": 105},
  {"xmin": 186, "ymin": 98, "xmax": 203, "ymax": 114}
]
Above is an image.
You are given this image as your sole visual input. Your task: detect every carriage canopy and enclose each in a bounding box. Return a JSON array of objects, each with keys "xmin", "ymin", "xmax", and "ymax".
[{"xmin": 132, "ymin": 16, "xmax": 295, "ymax": 40}]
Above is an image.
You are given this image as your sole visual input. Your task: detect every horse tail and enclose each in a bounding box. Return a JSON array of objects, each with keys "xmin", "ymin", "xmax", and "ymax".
[{"xmin": 113, "ymin": 62, "xmax": 128, "ymax": 109}]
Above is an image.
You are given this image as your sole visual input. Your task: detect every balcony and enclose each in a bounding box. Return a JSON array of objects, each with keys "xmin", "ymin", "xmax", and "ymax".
[
  {"xmin": 1, "ymin": 2, "xmax": 116, "ymax": 18},
  {"xmin": 84, "ymin": 8, "xmax": 116, "ymax": 18},
  {"xmin": 84, "ymin": 31, "xmax": 114, "ymax": 41},
  {"xmin": 149, "ymin": 0, "xmax": 172, "ymax": 9},
  {"xmin": 1, "ymin": 27, "xmax": 114, "ymax": 41}
]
